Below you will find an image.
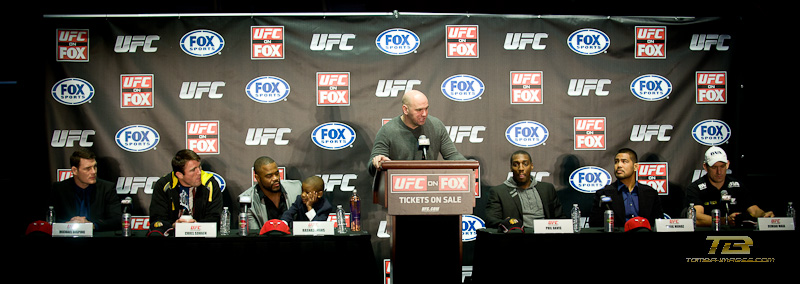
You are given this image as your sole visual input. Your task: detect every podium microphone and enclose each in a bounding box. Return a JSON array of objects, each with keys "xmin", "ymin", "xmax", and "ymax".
[{"xmin": 418, "ymin": 135, "xmax": 430, "ymax": 160}]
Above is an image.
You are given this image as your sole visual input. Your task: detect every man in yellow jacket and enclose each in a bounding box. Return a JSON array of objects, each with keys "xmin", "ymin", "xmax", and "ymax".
[{"xmin": 148, "ymin": 149, "xmax": 222, "ymax": 236}]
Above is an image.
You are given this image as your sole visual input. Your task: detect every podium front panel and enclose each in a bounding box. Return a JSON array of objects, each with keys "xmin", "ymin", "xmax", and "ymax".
[{"xmin": 386, "ymin": 168, "xmax": 475, "ymax": 215}]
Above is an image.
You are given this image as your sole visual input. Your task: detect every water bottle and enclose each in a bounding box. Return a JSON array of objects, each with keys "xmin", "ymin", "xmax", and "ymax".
[
  {"xmin": 349, "ymin": 189, "xmax": 361, "ymax": 232},
  {"xmin": 687, "ymin": 203, "xmax": 697, "ymax": 229},
  {"xmin": 787, "ymin": 202, "xmax": 795, "ymax": 224},
  {"xmin": 571, "ymin": 204, "xmax": 581, "ymax": 233},
  {"xmin": 220, "ymin": 207, "xmax": 231, "ymax": 236},
  {"xmin": 336, "ymin": 205, "xmax": 348, "ymax": 234},
  {"xmin": 46, "ymin": 206, "xmax": 55, "ymax": 225}
]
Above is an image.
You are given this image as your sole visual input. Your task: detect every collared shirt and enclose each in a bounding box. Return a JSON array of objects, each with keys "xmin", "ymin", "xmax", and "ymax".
[
  {"xmin": 73, "ymin": 183, "xmax": 94, "ymax": 218},
  {"xmin": 516, "ymin": 181, "xmax": 545, "ymax": 226},
  {"xmin": 257, "ymin": 184, "xmax": 287, "ymax": 220},
  {"xmin": 617, "ymin": 182, "xmax": 640, "ymax": 221}
]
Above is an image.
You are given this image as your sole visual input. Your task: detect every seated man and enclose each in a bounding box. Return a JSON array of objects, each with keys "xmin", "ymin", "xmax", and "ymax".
[
  {"xmin": 50, "ymin": 148, "xmax": 121, "ymax": 232},
  {"xmin": 148, "ymin": 149, "xmax": 222, "ymax": 235},
  {"xmin": 239, "ymin": 156, "xmax": 302, "ymax": 230},
  {"xmin": 485, "ymin": 150, "xmax": 565, "ymax": 229},
  {"xmin": 280, "ymin": 176, "xmax": 333, "ymax": 224},
  {"xmin": 590, "ymin": 148, "xmax": 664, "ymax": 227}
]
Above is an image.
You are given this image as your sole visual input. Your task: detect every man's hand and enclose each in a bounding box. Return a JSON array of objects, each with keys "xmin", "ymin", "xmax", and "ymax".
[
  {"xmin": 68, "ymin": 216, "xmax": 90, "ymax": 223},
  {"xmin": 372, "ymin": 155, "xmax": 391, "ymax": 169}
]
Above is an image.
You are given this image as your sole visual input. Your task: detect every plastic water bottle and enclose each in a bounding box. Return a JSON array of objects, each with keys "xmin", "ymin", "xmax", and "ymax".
[
  {"xmin": 350, "ymin": 189, "xmax": 361, "ymax": 232},
  {"xmin": 46, "ymin": 206, "xmax": 55, "ymax": 225},
  {"xmin": 571, "ymin": 204, "xmax": 581, "ymax": 233},
  {"xmin": 336, "ymin": 205, "xmax": 348, "ymax": 234},
  {"xmin": 687, "ymin": 203, "xmax": 697, "ymax": 229},
  {"xmin": 220, "ymin": 207, "xmax": 231, "ymax": 236},
  {"xmin": 787, "ymin": 202, "xmax": 795, "ymax": 223}
]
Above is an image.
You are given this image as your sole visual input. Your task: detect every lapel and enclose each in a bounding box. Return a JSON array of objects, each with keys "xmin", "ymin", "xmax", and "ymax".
[{"xmin": 507, "ymin": 186, "xmax": 523, "ymax": 216}]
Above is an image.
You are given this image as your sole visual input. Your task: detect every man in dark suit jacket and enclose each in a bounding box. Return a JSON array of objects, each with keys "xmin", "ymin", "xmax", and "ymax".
[
  {"xmin": 485, "ymin": 150, "xmax": 565, "ymax": 228},
  {"xmin": 50, "ymin": 149, "xmax": 121, "ymax": 232},
  {"xmin": 589, "ymin": 148, "xmax": 664, "ymax": 227}
]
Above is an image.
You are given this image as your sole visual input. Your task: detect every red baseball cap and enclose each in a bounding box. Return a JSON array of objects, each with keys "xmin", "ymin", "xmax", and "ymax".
[
  {"xmin": 624, "ymin": 216, "xmax": 652, "ymax": 232},
  {"xmin": 260, "ymin": 219, "xmax": 291, "ymax": 236}
]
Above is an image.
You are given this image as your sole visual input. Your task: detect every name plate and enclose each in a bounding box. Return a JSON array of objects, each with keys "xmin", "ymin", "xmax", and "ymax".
[
  {"xmin": 655, "ymin": 219, "xmax": 694, "ymax": 232},
  {"xmin": 293, "ymin": 221, "xmax": 335, "ymax": 236},
  {"xmin": 532, "ymin": 219, "xmax": 572, "ymax": 234},
  {"xmin": 175, "ymin": 222, "xmax": 217, "ymax": 238},
  {"xmin": 52, "ymin": 223, "xmax": 93, "ymax": 237},
  {"xmin": 757, "ymin": 217, "xmax": 796, "ymax": 231}
]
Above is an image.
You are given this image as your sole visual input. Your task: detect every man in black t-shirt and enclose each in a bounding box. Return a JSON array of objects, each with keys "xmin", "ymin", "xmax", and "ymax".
[{"xmin": 685, "ymin": 146, "xmax": 773, "ymax": 227}]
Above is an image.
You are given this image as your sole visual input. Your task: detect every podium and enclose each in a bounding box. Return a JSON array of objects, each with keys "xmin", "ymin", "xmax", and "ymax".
[{"xmin": 373, "ymin": 160, "xmax": 479, "ymax": 283}]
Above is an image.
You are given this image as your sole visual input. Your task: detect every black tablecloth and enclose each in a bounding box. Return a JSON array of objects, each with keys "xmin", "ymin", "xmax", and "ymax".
[
  {"xmin": 18, "ymin": 230, "xmax": 378, "ymax": 280},
  {"xmin": 470, "ymin": 227, "xmax": 797, "ymax": 282}
]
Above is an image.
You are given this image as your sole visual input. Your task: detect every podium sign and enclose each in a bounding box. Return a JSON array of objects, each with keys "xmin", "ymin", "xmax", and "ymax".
[{"xmin": 376, "ymin": 160, "xmax": 478, "ymax": 216}]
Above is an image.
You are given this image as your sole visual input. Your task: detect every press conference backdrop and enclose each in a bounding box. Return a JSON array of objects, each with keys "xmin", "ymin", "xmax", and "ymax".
[{"xmin": 44, "ymin": 13, "xmax": 743, "ymax": 268}]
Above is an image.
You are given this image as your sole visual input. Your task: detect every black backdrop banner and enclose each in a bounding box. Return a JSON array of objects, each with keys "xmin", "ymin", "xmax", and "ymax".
[{"xmin": 43, "ymin": 13, "xmax": 744, "ymax": 276}]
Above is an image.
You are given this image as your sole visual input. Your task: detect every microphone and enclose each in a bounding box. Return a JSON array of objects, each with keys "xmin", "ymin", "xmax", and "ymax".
[
  {"xmin": 418, "ymin": 135, "xmax": 430, "ymax": 160},
  {"xmin": 239, "ymin": 195, "xmax": 252, "ymax": 214},
  {"xmin": 121, "ymin": 197, "xmax": 132, "ymax": 213},
  {"xmin": 720, "ymin": 189, "xmax": 731, "ymax": 214},
  {"xmin": 600, "ymin": 195, "xmax": 612, "ymax": 210}
]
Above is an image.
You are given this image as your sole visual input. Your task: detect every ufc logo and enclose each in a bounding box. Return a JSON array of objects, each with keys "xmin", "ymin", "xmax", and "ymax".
[
  {"xmin": 52, "ymin": 130, "xmax": 95, "ymax": 147},
  {"xmin": 445, "ymin": 126, "xmax": 485, "ymax": 143},
  {"xmin": 690, "ymin": 34, "xmax": 730, "ymax": 51},
  {"xmin": 503, "ymin": 33, "xmax": 548, "ymax": 50},
  {"xmin": 179, "ymin": 82, "xmax": 225, "ymax": 99},
  {"xmin": 375, "ymin": 80, "xmax": 421, "ymax": 97},
  {"xmin": 630, "ymin": 125, "xmax": 672, "ymax": 142},
  {"xmin": 244, "ymin": 128, "xmax": 291, "ymax": 146},
  {"xmin": 114, "ymin": 35, "xmax": 160, "ymax": 53},
  {"xmin": 310, "ymin": 34, "xmax": 355, "ymax": 51},
  {"xmin": 568, "ymin": 79, "xmax": 611, "ymax": 96},
  {"xmin": 116, "ymin": 177, "xmax": 159, "ymax": 194},
  {"xmin": 318, "ymin": 174, "xmax": 357, "ymax": 192},
  {"xmin": 707, "ymin": 236, "xmax": 752, "ymax": 254}
]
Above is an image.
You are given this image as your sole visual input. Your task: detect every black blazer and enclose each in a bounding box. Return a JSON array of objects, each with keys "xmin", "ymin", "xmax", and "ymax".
[
  {"xmin": 589, "ymin": 180, "xmax": 664, "ymax": 227},
  {"xmin": 485, "ymin": 180, "xmax": 565, "ymax": 228},
  {"xmin": 50, "ymin": 177, "xmax": 122, "ymax": 231}
]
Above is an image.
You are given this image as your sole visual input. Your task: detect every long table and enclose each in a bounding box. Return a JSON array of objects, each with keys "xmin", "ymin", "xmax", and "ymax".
[
  {"xmin": 17, "ymin": 229, "xmax": 378, "ymax": 280},
  {"xmin": 470, "ymin": 226, "xmax": 797, "ymax": 282}
]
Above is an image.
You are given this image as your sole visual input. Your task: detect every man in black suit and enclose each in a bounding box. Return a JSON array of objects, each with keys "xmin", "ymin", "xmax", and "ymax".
[
  {"xmin": 50, "ymin": 148, "xmax": 121, "ymax": 232},
  {"xmin": 589, "ymin": 148, "xmax": 664, "ymax": 228},
  {"xmin": 485, "ymin": 150, "xmax": 565, "ymax": 228}
]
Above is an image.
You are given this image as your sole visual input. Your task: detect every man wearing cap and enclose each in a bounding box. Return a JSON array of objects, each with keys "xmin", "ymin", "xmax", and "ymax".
[
  {"xmin": 238, "ymin": 156, "xmax": 301, "ymax": 230},
  {"xmin": 686, "ymin": 146, "xmax": 774, "ymax": 227},
  {"xmin": 589, "ymin": 148, "xmax": 664, "ymax": 227},
  {"xmin": 485, "ymin": 150, "xmax": 565, "ymax": 229},
  {"xmin": 149, "ymin": 149, "xmax": 222, "ymax": 235}
]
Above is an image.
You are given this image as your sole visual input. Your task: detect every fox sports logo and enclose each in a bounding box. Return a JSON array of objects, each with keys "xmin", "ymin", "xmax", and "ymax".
[
  {"xmin": 462, "ymin": 215, "xmax": 485, "ymax": 242},
  {"xmin": 376, "ymin": 28, "xmax": 420, "ymax": 55},
  {"xmin": 441, "ymin": 74, "xmax": 484, "ymax": 102},
  {"xmin": 569, "ymin": 166, "xmax": 612, "ymax": 193},
  {"xmin": 180, "ymin": 29, "xmax": 225, "ymax": 57},
  {"xmin": 115, "ymin": 125, "xmax": 160, "ymax": 152},
  {"xmin": 311, "ymin": 122, "xmax": 356, "ymax": 150},
  {"xmin": 51, "ymin": 78, "xmax": 94, "ymax": 105},
  {"xmin": 630, "ymin": 74, "xmax": 672, "ymax": 101},
  {"xmin": 505, "ymin": 120, "xmax": 549, "ymax": 147},
  {"xmin": 206, "ymin": 171, "xmax": 226, "ymax": 192},
  {"xmin": 567, "ymin": 28, "xmax": 610, "ymax": 55},
  {"xmin": 691, "ymin": 119, "xmax": 731, "ymax": 146},
  {"xmin": 245, "ymin": 76, "xmax": 291, "ymax": 103}
]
